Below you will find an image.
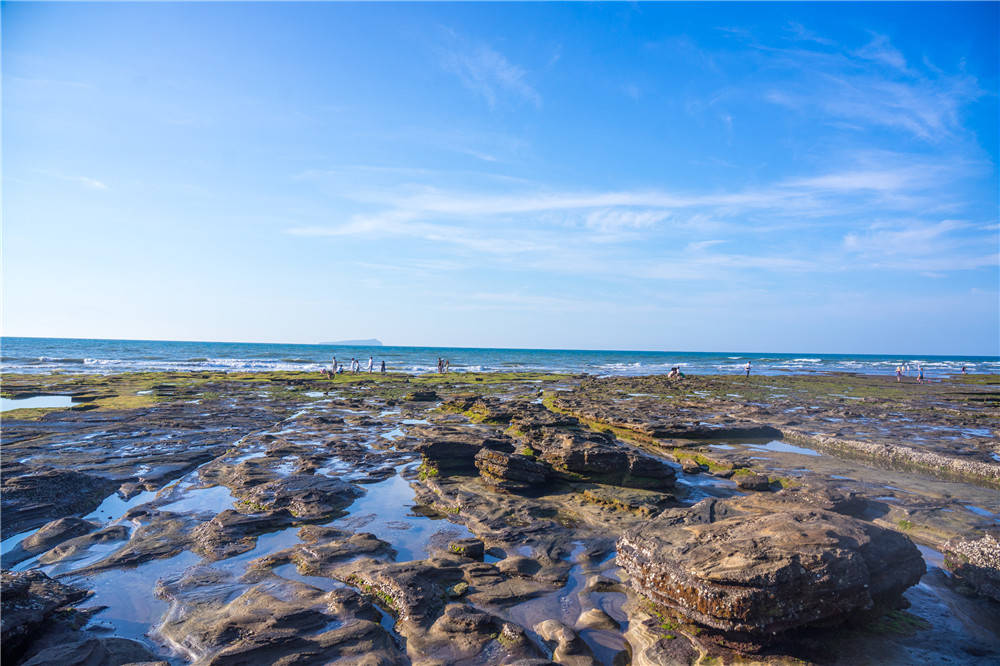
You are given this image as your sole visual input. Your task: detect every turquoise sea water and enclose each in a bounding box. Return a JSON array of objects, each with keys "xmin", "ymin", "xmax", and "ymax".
[{"xmin": 1, "ymin": 337, "xmax": 997, "ymax": 377}]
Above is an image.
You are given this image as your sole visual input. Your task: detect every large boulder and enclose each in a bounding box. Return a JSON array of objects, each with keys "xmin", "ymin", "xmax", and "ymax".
[
  {"xmin": 616, "ymin": 497, "xmax": 925, "ymax": 648},
  {"xmin": 411, "ymin": 425, "xmax": 514, "ymax": 473},
  {"xmin": 475, "ymin": 449, "xmax": 550, "ymax": 492},
  {"xmin": 534, "ymin": 429, "xmax": 675, "ymax": 490}
]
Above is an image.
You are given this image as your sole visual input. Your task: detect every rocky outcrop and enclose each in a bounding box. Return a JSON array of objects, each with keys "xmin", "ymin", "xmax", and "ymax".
[
  {"xmin": 234, "ymin": 474, "xmax": 361, "ymax": 519},
  {"xmin": 784, "ymin": 430, "xmax": 1000, "ymax": 489},
  {"xmin": 532, "ymin": 429, "xmax": 676, "ymax": 490},
  {"xmin": 551, "ymin": 395, "xmax": 781, "ymax": 441},
  {"xmin": 154, "ymin": 566, "xmax": 404, "ymax": 665},
  {"xmin": 474, "ymin": 449, "xmax": 550, "ymax": 492},
  {"xmin": 616, "ymin": 497, "xmax": 925, "ymax": 648},
  {"xmin": 1, "ymin": 466, "xmax": 117, "ymax": 538},
  {"xmin": 190, "ymin": 509, "xmax": 295, "ymax": 560},
  {"xmin": 734, "ymin": 473, "xmax": 773, "ymax": 491},
  {"xmin": 1, "ymin": 517, "xmax": 99, "ymax": 568},
  {"xmin": 943, "ymin": 533, "xmax": 1000, "ymax": 601},
  {"xmin": 1, "ymin": 570, "xmax": 88, "ymax": 661},
  {"xmin": 411, "ymin": 425, "xmax": 514, "ymax": 473}
]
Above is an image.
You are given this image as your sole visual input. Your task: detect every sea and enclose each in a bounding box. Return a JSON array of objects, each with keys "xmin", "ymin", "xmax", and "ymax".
[{"xmin": 2, "ymin": 337, "xmax": 997, "ymax": 378}]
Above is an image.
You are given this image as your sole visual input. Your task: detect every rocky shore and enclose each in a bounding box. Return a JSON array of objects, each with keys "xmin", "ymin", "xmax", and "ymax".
[{"xmin": 2, "ymin": 370, "xmax": 998, "ymax": 664}]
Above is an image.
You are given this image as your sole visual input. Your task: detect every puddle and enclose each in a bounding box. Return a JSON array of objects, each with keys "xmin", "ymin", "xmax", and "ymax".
[
  {"xmin": 963, "ymin": 504, "xmax": 995, "ymax": 518},
  {"xmin": 230, "ymin": 449, "xmax": 267, "ymax": 463},
  {"xmin": 916, "ymin": 544, "xmax": 945, "ymax": 570},
  {"xmin": 158, "ymin": 485, "xmax": 235, "ymax": 516},
  {"xmin": 272, "ymin": 563, "xmax": 345, "ymax": 593},
  {"xmin": 85, "ymin": 489, "xmax": 158, "ymax": 524},
  {"xmin": 675, "ymin": 472, "xmax": 741, "ymax": 503},
  {"xmin": 746, "ymin": 440, "xmax": 821, "ymax": 457},
  {"xmin": 330, "ymin": 471, "xmax": 472, "ymax": 561},
  {"xmin": 70, "ymin": 550, "xmax": 201, "ymax": 649},
  {"xmin": 382, "ymin": 427, "xmax": 405, "ymax": 441},
  {"xmin": 504, "ymin": 543, "xmax": 586, "ymax": 631},
  {"xmin": 1, "ymin": 395, "xmax": 75, "ymax": 412},
  {"xmin": 1, "ymin": 528, "xmax": 41, "ymax": 557}
]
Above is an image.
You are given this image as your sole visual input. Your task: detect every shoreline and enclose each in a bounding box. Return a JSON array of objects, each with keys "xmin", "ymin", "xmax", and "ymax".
[{"xmin": 2, "ymin": 368, "xmax": 998, "ymax": 664}]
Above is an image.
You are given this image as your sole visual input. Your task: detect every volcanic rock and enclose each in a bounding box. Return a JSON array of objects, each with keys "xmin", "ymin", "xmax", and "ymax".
[
  {"xmin": 616, "ymin": 497, "xmax": 925, "ymax": 647},
  {"xmin": 1, "ymin": 570, "xmax": 88, "ymax": 661},
  {"xmin": 475, "ymin": 449, "xmax": 551, "ymax": 492},
  {"xmin": 943, "ymin": 533, "xmax": 1000, "ymax": 601}
]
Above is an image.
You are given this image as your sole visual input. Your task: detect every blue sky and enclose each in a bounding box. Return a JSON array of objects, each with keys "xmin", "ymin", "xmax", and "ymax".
[{"xmin": 3, "ymin": 2, "xmax": 998, "ymax": 354}]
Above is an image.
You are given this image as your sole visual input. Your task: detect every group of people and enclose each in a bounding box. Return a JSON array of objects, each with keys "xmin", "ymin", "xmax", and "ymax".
[
  {"xmin": 436, "ymin": 358, "xmax": 451, "ymax": 373},
  {"xmin": 895, "ymin": 363, "xmax": 925, "ymax": 383},
  {"xmin": 667, "ymin": 366, "xmax": 685, "ymax": 379},
  {"xmin": 321, "ymin": 355, "xmax": 386, "ymax": 377}
]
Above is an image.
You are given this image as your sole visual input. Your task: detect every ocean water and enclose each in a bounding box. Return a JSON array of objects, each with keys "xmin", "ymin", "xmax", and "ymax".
[{"xmin": 1, "ymin": 337, "xmax": 997, "ymax": 377}]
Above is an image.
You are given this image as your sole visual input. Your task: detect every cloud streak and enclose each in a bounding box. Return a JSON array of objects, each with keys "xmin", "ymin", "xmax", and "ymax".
[{"xmin": 439, "ymin": 34, "xmax": 541, "ymax": 108}]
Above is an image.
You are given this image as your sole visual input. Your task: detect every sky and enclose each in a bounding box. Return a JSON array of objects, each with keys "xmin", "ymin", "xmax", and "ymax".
[{"xmin": 3, "ymin": 2, "xmax": 998, "ymax": 355}]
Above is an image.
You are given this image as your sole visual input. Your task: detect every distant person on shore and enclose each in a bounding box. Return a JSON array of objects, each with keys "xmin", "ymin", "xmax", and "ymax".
[
  {"xmin": 962, "ymin": 366, "xmax": 968, "ymax": 374},
  {"xmin": 437, "ymin": 358, "xmax": 444, "ymax": 374},
  {"xmin": 668, "ymin": 367, "xmax": 681, "ymax": 379},
  {"xmin": 445, "ymin": 359, "xmax": 450, "ymax": 374},
  {"xmin": 367, "ymin": 356, "xmax": 374, "ymax": 373},
  {"xmin": 380, "ymin": 360, "xmax": 386, "ymax": 373},
  {"xmin": 896, "ymin": 365, "xmax": 903, "ymax": 382},
  {"xmin": 351, "ymin": 358, "xmax": 359, "ymax": 374},
  {"xmin": 918, "ymin": 366, "xmax": 924, "ymax": 384},
  {"xmin": 337, "ymin": 363, "xmax": 344, "ymax": 374},
  {"xmin": 744, "ymin": 361, "xmax": 751, "ymax": 378},
  {"xmin": 332, "ymin": 356, "xmax": 337, "ymax": 373}
]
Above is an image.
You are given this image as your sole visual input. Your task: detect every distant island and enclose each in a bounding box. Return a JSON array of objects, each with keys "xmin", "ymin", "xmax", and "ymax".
[{"xmin": 321, "ymin": 338, "xmax": 383, "ymax": 346}]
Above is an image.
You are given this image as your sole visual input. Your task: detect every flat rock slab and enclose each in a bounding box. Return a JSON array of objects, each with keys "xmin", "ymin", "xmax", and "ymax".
[{"xmin": 617, "ymin": 497, "xmax": 925, "ymax": 647}]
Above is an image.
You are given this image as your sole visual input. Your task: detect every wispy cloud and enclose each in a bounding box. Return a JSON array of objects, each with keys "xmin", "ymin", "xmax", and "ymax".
[
  {"xmin": 854, "ymin": 33, "xmax": 907, "ymax": 71},
  {"xmin": 439, "ymin": 33, "xmax": 541, "ymax": 108},
  {"xmin": 74, "ymin": 176, "xmax": 109, "ymax": 190},
  {"xmin": 284, "ymin": 150, "xmax": 994, "ymax": 284},
  {"xmin": 729, "ymin": 29, "xmax": 984, "ymax": 142}
]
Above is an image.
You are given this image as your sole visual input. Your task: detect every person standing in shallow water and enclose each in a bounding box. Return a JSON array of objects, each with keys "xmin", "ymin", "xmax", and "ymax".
[
  {"xmin": 918, "ymin": 366, "xmax": 925, "ymax": 384},
  {"xmin": 380, "ymin": 360, "xmax": 386, "ymax": 373},
  {"xmin": 367, "ymin": 356, "xmax": 374, "ymax": 373},
  {"xmin": 896, "ymin": 365, "xmax": 903, "ymax": 382},
  {"xmin": 744, "ymin": 361, "xmax": 751, "ymax": 378}
]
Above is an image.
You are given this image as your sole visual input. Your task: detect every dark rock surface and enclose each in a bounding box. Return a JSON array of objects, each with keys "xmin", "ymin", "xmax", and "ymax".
[
  {"xmin": 475, "ymin": 448, "xmax": 551, "ymax": 492},
  {"xmin": 1, "ymin": 569, "xmax": 88, "ymax": 661},
  {"xmin": 1, "ymin": 466, "xmax": 118, "ymax": 539},
  {"xmin": 531, "ymin": 429, "xmax": 676, "ymax": 490},
  {"xmin": 943, "ymin": 533, "xmax": 1000, "ymax": 602},
  {"xmin": 617, "ymin": 497, "xmax": 926, "ymax": 647}
]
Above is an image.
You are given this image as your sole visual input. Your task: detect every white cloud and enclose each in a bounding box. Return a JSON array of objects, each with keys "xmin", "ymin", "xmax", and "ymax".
[
  {"xmin": 855, "ymin": 33, "xmax": 907, "ymax": 71},
  {"xmin": 75, "ymin": 176, "xmax": 109, "ymax": 190},
  {"xmin": 440, "ymin": 36, "xmax": 541, "ymax": 108},
  {"xmin": 756, "ymin": 33, "xmax": 982, "ymax": 141}
]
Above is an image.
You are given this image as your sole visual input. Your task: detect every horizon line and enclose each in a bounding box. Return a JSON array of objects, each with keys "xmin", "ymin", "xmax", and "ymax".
[{"xmin": 2, "ymin": 335, "xmax": 997, "ymax": 359}]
